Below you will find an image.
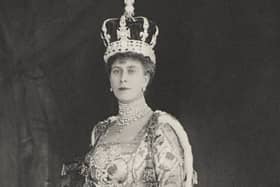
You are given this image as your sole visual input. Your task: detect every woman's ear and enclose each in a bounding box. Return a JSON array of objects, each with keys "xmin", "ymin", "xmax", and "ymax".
[{"xmin": 144, "ymin": 73, "xmax": 150, "ymax": 88}]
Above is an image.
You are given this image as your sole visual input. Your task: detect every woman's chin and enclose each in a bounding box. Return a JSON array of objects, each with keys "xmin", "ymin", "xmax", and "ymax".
[
  {"xmin": 114, "ymin": 91, "xmax": 143, "ymax": 104},
  {"xmin": 116, "ymin": 95, "xmax": 139, "ymax": 104},
  {"xmin": 117, "ymin": 97, "xmax": 135, "ymax": 104}
]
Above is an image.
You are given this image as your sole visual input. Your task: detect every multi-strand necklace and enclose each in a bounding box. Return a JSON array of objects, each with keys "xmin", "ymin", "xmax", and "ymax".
[
  {"xmin": 100, "ymin": 97, "xmax": 152, "ymax": 143},
  {"xmin": 118, "ymin": 97, "xmax": 152, "ymax": 127}
]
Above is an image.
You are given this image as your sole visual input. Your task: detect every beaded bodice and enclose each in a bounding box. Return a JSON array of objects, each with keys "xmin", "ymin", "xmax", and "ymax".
[
  {"xmin": 83, "ymin": 111, "xmax": 196, "ymax": 187},
  {"xmin": 84, "ymin": 112, "xmax": 158, "ymax": 187},
  {"xmin": 89, "ymin": 133, "xmax": 148, "ymax": 186}
]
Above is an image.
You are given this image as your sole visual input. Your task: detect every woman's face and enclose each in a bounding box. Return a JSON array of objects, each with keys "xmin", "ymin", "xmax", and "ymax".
[{"xmin": 109, "ymin": 58, "xmax": 149, "ymax": 104}]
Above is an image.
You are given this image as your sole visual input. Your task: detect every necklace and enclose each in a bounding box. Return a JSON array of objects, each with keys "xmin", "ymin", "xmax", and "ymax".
[
  {"xmin": 118, "ymin": 97, "xmax": 152, "ymax": 127},
  {"xmin": 100, "ymin": 97, "xmax": 152, "ymax": 143}
]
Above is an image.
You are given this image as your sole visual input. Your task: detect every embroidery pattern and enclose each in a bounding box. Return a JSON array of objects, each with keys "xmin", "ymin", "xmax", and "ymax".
[{"xmin": 83, "ymin": 111, "xmax": 190, "ymax": 187}]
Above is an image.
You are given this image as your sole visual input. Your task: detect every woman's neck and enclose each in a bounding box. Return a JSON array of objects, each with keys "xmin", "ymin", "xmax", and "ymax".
[{"xmin": 118, "ymin": 97, "xmax": 152, "ymax": 126}]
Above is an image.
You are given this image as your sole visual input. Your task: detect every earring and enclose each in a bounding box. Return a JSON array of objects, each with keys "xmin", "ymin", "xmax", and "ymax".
[
  {"xmin": 142, "ymin": 87, "xmax": 146, "ymax": 92},
  {"xmin": 110, "ymin": 88, "xmax": 113, "ymax": 92}
]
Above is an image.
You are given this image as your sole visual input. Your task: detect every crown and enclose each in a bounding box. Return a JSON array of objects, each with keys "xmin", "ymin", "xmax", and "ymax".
[{"xmin": 101, "ymin": 0, "xmax": 159, "ymax": 64}]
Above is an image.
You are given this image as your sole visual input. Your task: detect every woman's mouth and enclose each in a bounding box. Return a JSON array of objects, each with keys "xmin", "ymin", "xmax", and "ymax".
[{"xmin": 118, "ymin": 87, "xmax": 130, "ymax": 91}]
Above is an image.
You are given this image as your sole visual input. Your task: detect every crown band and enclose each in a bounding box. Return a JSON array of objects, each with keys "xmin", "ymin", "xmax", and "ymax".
[{"xmin": 104, "ymin": 39, "xmax": 156, "ymax": 64}]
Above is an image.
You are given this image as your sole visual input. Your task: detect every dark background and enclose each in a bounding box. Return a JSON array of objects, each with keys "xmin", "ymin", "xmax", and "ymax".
[{"xmin": 0, "ymin": 0, "xmax": 279, "ymax": 186}]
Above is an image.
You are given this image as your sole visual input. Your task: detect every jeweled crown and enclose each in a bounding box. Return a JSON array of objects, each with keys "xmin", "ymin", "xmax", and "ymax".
[{"xmin": 101, "ymin": 0, "xmax": 159, "ymax": 64}]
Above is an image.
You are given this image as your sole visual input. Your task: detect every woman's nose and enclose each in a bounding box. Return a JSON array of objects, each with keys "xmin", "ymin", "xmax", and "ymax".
[{"xmin": 120, "ymin": 71, "xmax": 128, "ymax": 83}]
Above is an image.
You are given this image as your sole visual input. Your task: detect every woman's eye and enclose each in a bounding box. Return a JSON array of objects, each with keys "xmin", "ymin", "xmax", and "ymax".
[
  {"xmin": 128, "ymin": 69, "xmax": 136, "ymax": 74},
  {"xmin": 112, "ymin": 69, "xmax": 120, "ymax": 74}
]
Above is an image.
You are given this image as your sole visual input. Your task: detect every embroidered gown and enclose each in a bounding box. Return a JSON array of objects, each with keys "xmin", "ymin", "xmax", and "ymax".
[{"xmin": 83, "ymin": 111, "xmax": 196, "ymax": 187}]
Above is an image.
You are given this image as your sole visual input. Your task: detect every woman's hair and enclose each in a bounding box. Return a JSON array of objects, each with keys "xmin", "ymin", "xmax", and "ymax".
[{"xmin": 106, "ymin": 52, "xmax": 156, "ymax": 86}]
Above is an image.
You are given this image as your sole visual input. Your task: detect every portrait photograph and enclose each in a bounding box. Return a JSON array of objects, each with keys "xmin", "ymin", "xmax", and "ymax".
[{"xmin": 0, "ymin": 0, "xmax": 279, "ymax": 187}]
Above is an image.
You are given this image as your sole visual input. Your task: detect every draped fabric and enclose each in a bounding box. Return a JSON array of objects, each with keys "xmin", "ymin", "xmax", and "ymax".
[
  {"xmin": 0, "ymin": 83, "xmax": 21, "ymax": 187},
  {"xmin": 0, "ymin": 1, "xmax": 101, "ymax": 186},
  {"xmin": 0, "ymin": 75, "xmax": 62, "ymax": 187}
]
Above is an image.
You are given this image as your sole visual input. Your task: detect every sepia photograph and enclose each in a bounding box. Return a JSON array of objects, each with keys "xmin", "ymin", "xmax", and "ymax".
[{"xmin": 0, "ymin": 0, "xmax": 279, "ymax": 186}]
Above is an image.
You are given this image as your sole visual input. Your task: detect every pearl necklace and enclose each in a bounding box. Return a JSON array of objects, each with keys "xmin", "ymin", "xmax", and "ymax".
[{"xmin": 118, "ymin": 98, "xmax": 152, "ymax": 127}]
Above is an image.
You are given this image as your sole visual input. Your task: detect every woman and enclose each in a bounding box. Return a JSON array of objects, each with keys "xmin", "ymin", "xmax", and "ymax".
[{"xmin": 82, "ymin": 1, "xmax": 197, "ymax": 186}]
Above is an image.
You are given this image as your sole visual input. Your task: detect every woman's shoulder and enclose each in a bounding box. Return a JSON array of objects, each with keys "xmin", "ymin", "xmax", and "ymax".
[
  {"xmin": 94, "ymin": 115, "xmax": 118, "ymax": 129},
  {"xmin": 154, "ymin": 110, "xmax": 181, "ymax": 125},
  {"xmin": 152, "ymin": 110, "xmax": 189, "ymax": 141},
  {"xmin": 147, "ymin": 110, "xmax": 181, "ymax": 137},
  {"xmin": 91, "ymin": 115, "xmax": 118, "ymax": 142},
  {"xmin": 152, "ymin": 110, "xmax": 183, "ymax": 131}
]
